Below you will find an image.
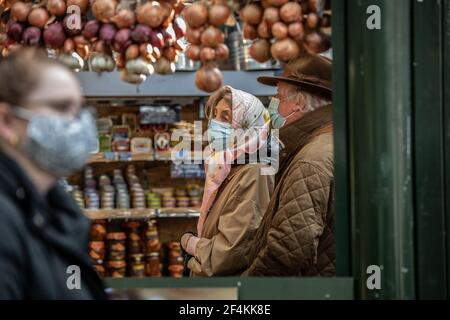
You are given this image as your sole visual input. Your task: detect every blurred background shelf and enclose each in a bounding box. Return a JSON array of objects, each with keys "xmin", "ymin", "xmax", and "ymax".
[
  {"xmin": 77, "ymin": 71, "xmax": 277, "ymax": 99},
  {"xmin": 84, "ymin": 208, "xmax": 200, "ymax": 220}
]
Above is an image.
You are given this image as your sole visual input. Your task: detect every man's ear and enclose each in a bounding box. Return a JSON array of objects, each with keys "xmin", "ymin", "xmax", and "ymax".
[{"xmin": 0, "ymin": 103, "xmax": 19, "ymax": 147}]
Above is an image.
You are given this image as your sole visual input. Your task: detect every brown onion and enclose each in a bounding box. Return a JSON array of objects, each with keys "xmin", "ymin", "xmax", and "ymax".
[
  {"xmin": 73, "ymin": 35, "xmax": 89, "ymax": 47},
  {"xmin": 47, "ymin": 0, "xmax": 66, "ymax": 17},
  {"xmin": 249, "ymin": 38, "xmax": 271, "ymax": 63},
  {"xmin": 28, "ymin": 8, "xmax": 49, "ymax": 29},
  {"xmin": 67, "ymin": 0, "xmax": 89, "ymax": 14},
  {"xmin": 195, "ymin": 65, "xmax": 223, "ymax": 93},
  {"xmin": 154, "ymin": 57, "xmax": 175, "ymax": 75},
  {"xmin": 160, "ymin": 1, "xmax": 175, "ymax": 28},
  {"xmin": 200, "ymin": 46, "xmax": 216, "ymax": 62},
  {"xmin": 304, "ymin": 31, "xmax": 330, "ymax": 53},
  {"xmin": 208, "ymin": 4, "xmax": 231, "ymax": 27},
  {"xmin": 11, "ymin": 2, "xmax": 31, "ymax": 22},
  {"xmin": 162, "ymin": 46, "xmax": 178, "ymax": 62},
  {"xmin": 272, "ymin": 22, "xmax": 288, "ymax": 40},
  {"xmin": 137, "ymin": 2, "xmax": 164, "ymax": 28},
  {"xmin": 185, "ymin": 44, "xmax": 201, "ymax": 61},
  {"xmin": 308, "ymin": 0, "xmax": 319, "ymax": 12},
  {"xmin": 240, "ymin": 3, "xmax": 263, "ymax": 26},
  {"xmin": 263, "ymin": 7, "xmax": 279, "ymax": 26},
  {"xmin": 288, "ymin": 22, "xmax": 304, "ymax": 40},
  {"xmin": 257, "ymin": 21, "xmax": 271, "ymax": 39},
  {"xmin": 270, "ymin": 38, "xmax": 300, "ymax": 62},
  {"xmin": 184, "ymin": 2, "xmax": 208, "ymax": 28},
  {"xmin": 186, "ymin": 26, "xmax": 203, "ymax": 45},
  {"xmin": 92, "ymin": 0, "xmax": 118, "ymax": 23},
  {"xmin": 111, "ymin": 9, "xmax": 136, "ymax": 29},
  {"xmin": 266, "ymin": 0, "xmax": 289, "ymax": 7},
  {"xmin": 126, "ymin": 44, "xmax": 140, "ymax": 60},
  {"xmin": 200, "ymin": 26, "xmax": 224, "ymax": 48},
  {"xmin": 215, "ymin": 43, "xmax": 229, "ymax": 61},
  {"xmin": 63, "ymin": 38, "xmax": 75, "ymax": 53},
  {"xmin": 174, "ymin": 1, "xmax": 185, "ymax": 14},
  {"xmin": 44, "ymin": 22, "xmax": 66, "ymax": 49},
  {"xmin": 280, "ymin": 2, "xmax": 302, "ymax": 23},
  {"xmin": 306, "ymin": 12, "xmax": 319, "ymax": 29},
  {"xmin": 243, "ymin": 23, "xmax": 257, "ymax": 40}
]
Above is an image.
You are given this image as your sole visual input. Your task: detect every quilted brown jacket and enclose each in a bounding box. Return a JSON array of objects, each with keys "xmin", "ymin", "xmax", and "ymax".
[{"xmin": 244, "ymin": 105, "xmax": 335, "ymax": 276}]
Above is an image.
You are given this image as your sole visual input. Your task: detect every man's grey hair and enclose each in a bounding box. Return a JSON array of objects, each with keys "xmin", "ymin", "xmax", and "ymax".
[{"xmin": 281, "ymin": 84, "xmax": 331, "ymax": 113}]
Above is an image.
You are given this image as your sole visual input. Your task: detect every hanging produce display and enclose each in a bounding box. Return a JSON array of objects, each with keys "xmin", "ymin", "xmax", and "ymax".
[
  {"xmin": 183, "ymin": 0, "xmax": 232, "ymax": 93},
  {"xmin": 0, "ymin": 0, "xmax": 332, "ymax": 91},
  {"xmin": 0, "ymin": 0, "xmax": 186, "ymax": 83},
  {"xmin": 239, "ymin": 0, "xmax": 331, "ymax": 63}
]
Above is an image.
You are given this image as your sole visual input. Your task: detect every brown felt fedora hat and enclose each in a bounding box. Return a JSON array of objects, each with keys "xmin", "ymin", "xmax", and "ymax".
[{"xmin": 258, "ymin": 53, "xmax": 332, "ymax": 100}]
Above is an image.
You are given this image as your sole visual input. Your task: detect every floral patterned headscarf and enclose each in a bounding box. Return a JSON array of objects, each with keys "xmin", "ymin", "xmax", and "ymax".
[{"xmin": 198, "ymin": 86, "xmax": 271, "ymax": 236}]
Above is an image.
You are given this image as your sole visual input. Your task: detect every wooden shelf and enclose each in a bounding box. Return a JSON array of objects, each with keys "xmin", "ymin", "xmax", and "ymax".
[
  {"xmin": 88, "ymin": 152, "xmax": 159, "ymax": 163},
  {"xmin": 84, "ymin": 208, "xmax": 200, "ymax": 220}
]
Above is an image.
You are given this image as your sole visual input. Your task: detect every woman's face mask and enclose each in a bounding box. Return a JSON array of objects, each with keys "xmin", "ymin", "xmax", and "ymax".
[
  {"xmin": 207, "ymin": 119, "xmax": 234, "ymax": 152},
  {"xmin": 11, "ymin": 106, "xmax": 98, "ymax": 177}
]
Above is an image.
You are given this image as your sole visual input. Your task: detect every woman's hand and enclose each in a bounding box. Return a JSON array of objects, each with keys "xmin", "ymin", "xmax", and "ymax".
[{"xmin": 181, "ymin": 233, "xmax": 200, "ymax": 256}]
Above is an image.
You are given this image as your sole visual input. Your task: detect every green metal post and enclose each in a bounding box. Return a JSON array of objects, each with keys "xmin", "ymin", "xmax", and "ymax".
[
  {"xmin": 331, "ymin": 0, "xmax": 351, "ymax": 277},
  {"xmin": 346, "ymin": 0, "xmax": 415, "ymax": 299},
  {"xmin": 412, "ymin": 0, "xmax": 447, "ymax": 299},
  {"xmin": 443, "ymin": 0, "xmax": 450, "ymax": 298}
]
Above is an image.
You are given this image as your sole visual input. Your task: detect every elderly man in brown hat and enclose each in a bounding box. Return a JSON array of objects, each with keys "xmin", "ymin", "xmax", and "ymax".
[{"xmin": 243, "ymin": 53, "xmax": 335, "ymax": 276}]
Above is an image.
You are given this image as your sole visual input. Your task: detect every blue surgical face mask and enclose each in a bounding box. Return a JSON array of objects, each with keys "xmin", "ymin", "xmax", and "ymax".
[
  {"xmin": 208, "ymin": 119, "xmax": 234, "ymax": 152},
  {"xmin": 267, "ymin": 97, "xmax": 297, "ymax": 129}
]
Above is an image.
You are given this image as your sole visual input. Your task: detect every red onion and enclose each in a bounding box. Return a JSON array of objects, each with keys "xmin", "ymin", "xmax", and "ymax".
[
  {"xmin": 44, "ymin": 22, "xmax": 66, "ymax": 49},
  {"xmin": 23, "ymin": 26, "xmax": 41, "ymax": 46},
  {"xmin": 7, "ymin": 22, "xmax": 23, "ymax": 42},
  {"xmin": 131, "ymin": 24, "xmax": 152, "ymax": 43},
  {"xmin": 82, "ymin": 20, "xmax": 101, "ymax": 40},
  {"xmin": 114, "ymin": 28, "xmax": 132, "ymax": 52},
  {"xmin": 150, "ymin": 30, "xmax": 164, "ymax": 48},
  {"xmin": 99, "ymin": 23, "xmax": 117, "ymax": 44}
]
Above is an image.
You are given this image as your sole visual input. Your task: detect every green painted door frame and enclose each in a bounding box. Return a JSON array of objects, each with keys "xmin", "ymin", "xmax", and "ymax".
[{"xmin": 333, "ymin": 0, "xmax": 450, "ymax": 299}]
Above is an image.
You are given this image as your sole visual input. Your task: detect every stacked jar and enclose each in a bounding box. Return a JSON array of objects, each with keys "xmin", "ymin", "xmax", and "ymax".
[
  {"xmin": 106, "ymin": 223, "xmax": 127, "ymax": 278},
  {"xmin": 84, "ymin": 167, "xmax": 99, "ymax": 210},
  {"xmin": 126, "ymin": 221, "xmax": 145, "ymax": 278},
  {"xmin": 144, "ymin": 220, "xmax": 162, "ymax": 277},
  {"xmin": 167, "ymin": 242, "xmax": 185, "ymax": 278},
  {"xmin": 89, "ymin": 219, "xmax": 107, "ymax": 277}
]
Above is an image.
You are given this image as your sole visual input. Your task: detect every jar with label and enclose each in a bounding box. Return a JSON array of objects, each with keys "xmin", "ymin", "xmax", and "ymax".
[
  {"xmin": 107, "ymin": 260, "xmax": 126, "ymax": 278},
  {"xmin": 167, "ymin": 242, "xmax": 184, "ymax": 266},
  {"xmin": 145, "ymin": 220, "xmax": 161, "ymax": 253},
  {"xmin": 93, "ymin": 264, "xmax": 106, "ymax": 278},
  {"xmin": 126, "ymin": 221, "xmax": 143, "ymax": 255},
  {"xmin": 90, "ymin": 220, "xmax": 107, "ymax": 241},
  {"xmin": 168, "ymin": 264, "xmax": 184, "ymax": 278},
  {"xmin": 130, "ymin": 254, "xmax": 145, "ymax": 278},
  {"xmin": 146, "ymin": 252, "xmax": 162, "ymax": 277},
  {"xmin": 106, "ymin": 232, "xmax": 126, "ymax": 261},
  {"xmin": 89, "ymin": 241, "xmax": 105, "ymax": 261}
]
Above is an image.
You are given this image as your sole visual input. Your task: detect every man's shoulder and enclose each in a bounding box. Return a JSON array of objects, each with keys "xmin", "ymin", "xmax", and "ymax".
[{"xmin": 292, "ymin": 132, "xmax": 334, "ymax": 177}]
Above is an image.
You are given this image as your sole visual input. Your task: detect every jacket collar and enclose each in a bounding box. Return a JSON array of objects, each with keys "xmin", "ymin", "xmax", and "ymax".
[{"xmin": 279, "ymin": 104, "xmax": 333, "ymax": 161}]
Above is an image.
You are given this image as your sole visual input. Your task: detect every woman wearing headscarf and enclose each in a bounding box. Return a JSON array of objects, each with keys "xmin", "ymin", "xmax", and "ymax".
[{"xmin": 180, "ymin": 85, "xmax": 276, "ymax": 277}]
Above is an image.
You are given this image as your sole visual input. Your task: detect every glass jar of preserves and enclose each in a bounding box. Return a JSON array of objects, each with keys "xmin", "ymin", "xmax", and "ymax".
[
  {"xmin": 145, "ymin": 220, "xmax": 161, "ymax": 253},
  {"xmin": 126, "ymin": 221, "xmax": 143, "ymax": 255},
  {"xmin": 129, "ymin": 254, "xmax": 145, "ymax": 278},
  {"xmin": 93, "ymin": 264, "xmax": 106, "ymax": 278},
  {"xmin": 106, "ymin": 232, "xmax": 126, "ymax": 261},
  {"xmin": 89, "ymin": 241, "xmax": 105, "ymax": 261},
  {"xmin": 145, "ymin": 252, "xmax": 162, "ymax": 277},
  {"xmin": 90, "ymin": 220, "xmax": 107, "ymax": 241},
  {"xmin": 107, "ymin": 260, "xmax": 126, "ymax": 278}
]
